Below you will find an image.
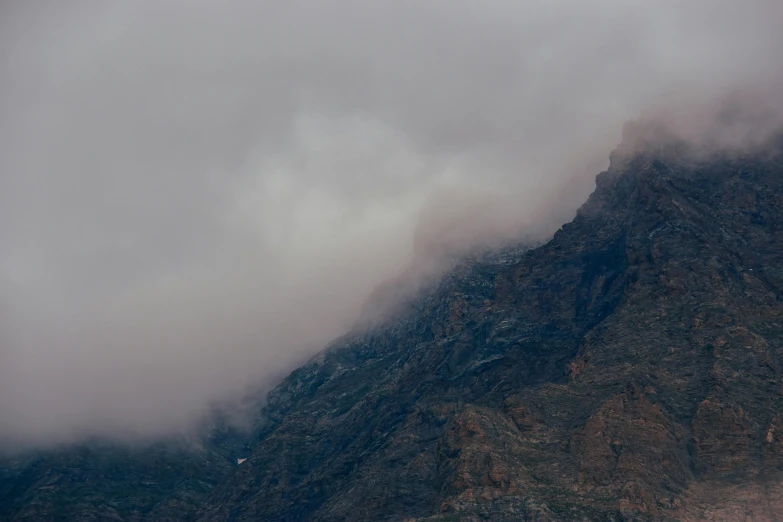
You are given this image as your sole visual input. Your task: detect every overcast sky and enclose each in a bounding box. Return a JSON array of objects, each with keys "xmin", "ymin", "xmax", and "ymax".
[{"xmin": 1, "ymin": 0, "xmax": 782, "ymax": 449}]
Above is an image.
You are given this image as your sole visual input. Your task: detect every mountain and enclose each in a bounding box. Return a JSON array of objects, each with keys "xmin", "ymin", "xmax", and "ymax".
[
  {"xmin": 194, "ymin": 130, "xmax": 783, "ymax": 521},
  {"xmin": 0, "ymin": 413, "xmax": 256, "ymax": 521},
  {"xmin": 3, "ymin": 126, "xmax": 783, "ymax": 520}
]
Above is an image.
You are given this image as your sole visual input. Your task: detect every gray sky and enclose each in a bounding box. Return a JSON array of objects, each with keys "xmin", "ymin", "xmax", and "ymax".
[{"xmin": 1, "ymin": 0, "xmax": 781, "ymax": 449}]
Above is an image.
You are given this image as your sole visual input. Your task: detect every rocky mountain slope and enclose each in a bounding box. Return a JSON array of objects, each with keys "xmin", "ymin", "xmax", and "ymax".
[
  {"xmin": 3, "ymin": 128, "xmax": 783, "ymax": 521},
  {"xmin": 195, "ymin": 133, "xmax": 783, "ymax": 521}
]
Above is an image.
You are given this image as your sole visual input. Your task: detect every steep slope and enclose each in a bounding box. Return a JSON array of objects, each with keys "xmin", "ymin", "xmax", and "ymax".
[
  {"xmin": 195, "ymin": 139, "xmax": 783, "ymax": 521},
  {"xmin": 3, "ymin": 132, "xmax": 783, "ymax": 521}
]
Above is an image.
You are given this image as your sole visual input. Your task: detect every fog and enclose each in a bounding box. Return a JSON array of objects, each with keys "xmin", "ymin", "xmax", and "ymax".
[{"xmin": 1, "ymin": 0, "xmax": 781, "ymax": 449}]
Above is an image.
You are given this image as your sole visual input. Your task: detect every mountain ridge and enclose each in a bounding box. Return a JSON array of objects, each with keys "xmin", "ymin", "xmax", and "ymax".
[
  {"xmin": 3, "ymin": 131, "xmax": 783, "ymax": 521},
  {"xmin": 192, "ymin": 136, "xmax": 783, "ymax": 520}
]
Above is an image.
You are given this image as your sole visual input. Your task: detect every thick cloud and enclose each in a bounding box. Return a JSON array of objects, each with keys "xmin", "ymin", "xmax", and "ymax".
[{"xmin": 1, "ymin": 0, "xmax": 781, "ymax": 449}]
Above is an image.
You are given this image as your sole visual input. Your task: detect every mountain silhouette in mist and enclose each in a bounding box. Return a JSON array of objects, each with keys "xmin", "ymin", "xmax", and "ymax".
[{"xmin": 3, "ymin": 124, "xmax": 783, "ymax": 521}]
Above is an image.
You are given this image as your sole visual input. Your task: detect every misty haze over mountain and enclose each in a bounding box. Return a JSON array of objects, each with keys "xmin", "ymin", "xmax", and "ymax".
[{"xmin": 1, "ymin": 0, "xmax": 782, "ymax": 450}]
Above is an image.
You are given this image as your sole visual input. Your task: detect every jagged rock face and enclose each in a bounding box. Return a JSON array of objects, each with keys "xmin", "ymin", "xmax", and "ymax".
[
  {"xmin": 189, "ymin": 144, "xmax": 783, "ymax": 521},
  {"xmin": 3, "ymin": 141, "xmax": 783, "ymax": 521}
]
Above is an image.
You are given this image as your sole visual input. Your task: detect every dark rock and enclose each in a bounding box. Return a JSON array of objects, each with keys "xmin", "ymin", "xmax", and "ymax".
[
  {"xmin": 4, "ymin": 134, "xmax": 783, "ymax": 520},
  {"xmin": 192, "ymin": 139, "xmax": 783, "ymax": 520}
]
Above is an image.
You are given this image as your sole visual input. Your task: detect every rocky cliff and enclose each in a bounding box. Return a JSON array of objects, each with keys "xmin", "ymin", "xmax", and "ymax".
[
  {"xmin": 193, "ymin": 135, "xmax": 783, "ymax": 521},
  {"xmin": 3, "ymin": 132, "xmax": 783, "ymax": 521}
]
